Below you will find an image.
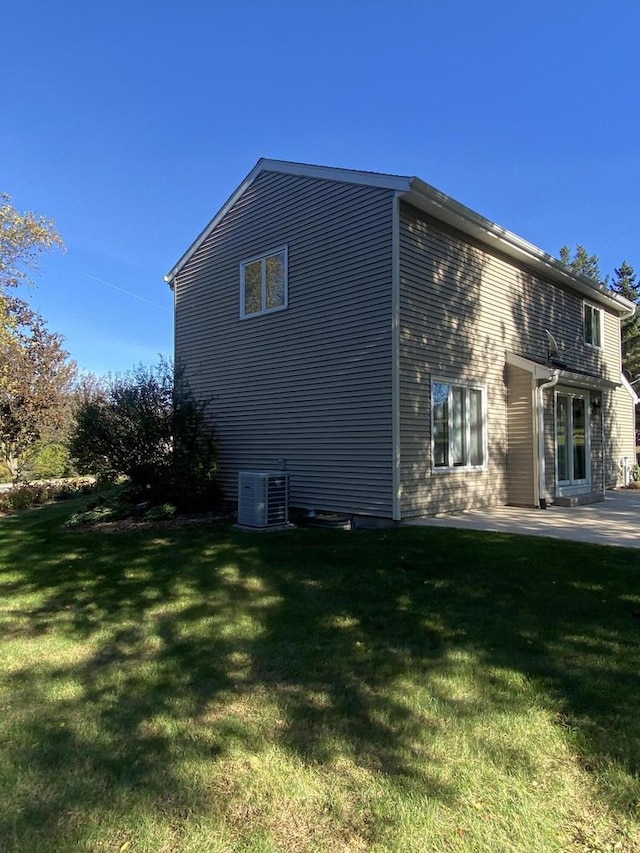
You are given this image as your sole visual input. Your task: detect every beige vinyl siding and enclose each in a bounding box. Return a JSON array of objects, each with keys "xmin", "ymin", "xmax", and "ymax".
[
  {"xmin": 506, "ymin": 366, "xmax": 536, "ymax": 506},
  {"xmin": 174, "ymin": 171, "xmax": 395, "ymax": 516},
  {"xmin": 602, "ymin": 312, "xmax": 622, "ymax": 378},
  {"xmin": 398, "ymin": 202, "xmax": 623, "ymax": 517},
  {"xmin": 608, "ymin": 385, "xmax": 637, "ymax": 485},
  {"xmin": 398, "ymin": 203, "xmax": 508, "ymax": 516},
  {"xmin": 590, "ymin": 395, "xmax": 605, "ymax": 494},
  {"xmin": 541, "ymin": 385, "xmax": 556, "ymax": 502},
  {"xmin": 603, "ymin": 320, "xmax": 634, "ymax": 485}
]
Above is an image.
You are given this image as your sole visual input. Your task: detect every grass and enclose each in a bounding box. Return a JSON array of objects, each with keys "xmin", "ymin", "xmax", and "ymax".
[{"xmin": 0, "ymin": 501, "xmax": 639, "ymax": 852}]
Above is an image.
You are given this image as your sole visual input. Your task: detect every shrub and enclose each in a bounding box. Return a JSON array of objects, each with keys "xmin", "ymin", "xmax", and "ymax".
[
  {"xmin": 0, "ymin": 478, "xmax": 96, "ymax": 515},
  {"xmin": 4, "ymin": 486, "xmax": 36, "ymax": 511},
  {"xmin": 64, "ymin": 487, "xmax": 176, "ymax": 528},
  {"xmin": 144, "ymin": 503, "xmax": 177, "ymax": 522},
  {"xmin": 69, "ymin": 360, "xmax": 219, "ymax": 513},
  {"xmin": 66, "ymin": 504, "xmax": 117, "ymax": 527}
]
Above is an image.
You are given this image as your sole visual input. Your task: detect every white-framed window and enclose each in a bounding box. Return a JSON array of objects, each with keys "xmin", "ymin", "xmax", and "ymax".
[
  {"xmin": 583, "ymin": 302, "xmax": 602, "ymax": 349},
  {"xmin": 432, "ymin": 379, "xmax": 486, "ymax": 469},
  {"xmin": 240, "ymin": 246, "xmax": 288, "ymax": 318}
]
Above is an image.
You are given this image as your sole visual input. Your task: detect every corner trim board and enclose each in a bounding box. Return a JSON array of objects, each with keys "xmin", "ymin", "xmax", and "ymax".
[{"xmin": 391, "ymin": 192, "xmax": 401, "ymax": 521}]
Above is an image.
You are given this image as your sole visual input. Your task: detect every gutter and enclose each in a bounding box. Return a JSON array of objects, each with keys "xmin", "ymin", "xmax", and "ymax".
[
  {"xmin": 404, "ymin": 179, "xmax": 635, "ymax": 317},
  {"xmin": 536, "ymin": 370, "xmax": 560, "ymax": 509}
]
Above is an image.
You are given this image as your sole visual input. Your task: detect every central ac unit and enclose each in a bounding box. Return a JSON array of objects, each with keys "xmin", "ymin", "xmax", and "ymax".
[{"xmin": 237, "ymin": 471, "xmax": 289, "ymax": 528}]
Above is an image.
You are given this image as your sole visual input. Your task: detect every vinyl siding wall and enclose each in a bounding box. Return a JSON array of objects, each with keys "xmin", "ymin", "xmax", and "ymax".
[
  {"xmin": 608, "ymin": 385, "xmax": 637, "ymax": 485},
  {"xmin": 174, "ymin": 171, "xmax": 396, "ymax": 516},
  {"xmin": 398, "ymin": 201, "xmax": 623, "ymax": 517},
  {"xmin": 590, "ymin": 394, "xmax": 605, "ymax": 494},
  {"xmin": 506, "ymin": 366, "xmax": 536, "ymax": 506}
]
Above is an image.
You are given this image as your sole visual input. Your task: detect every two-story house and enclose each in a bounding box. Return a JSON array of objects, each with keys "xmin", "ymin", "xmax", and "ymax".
[{"xmin": 165, "ymin": 159, "xmax": 637, "ymax": 521}]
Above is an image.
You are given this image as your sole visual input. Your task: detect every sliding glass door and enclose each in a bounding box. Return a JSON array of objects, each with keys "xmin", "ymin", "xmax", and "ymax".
[{"xmin": 556, "ymin": 391, "xmax": 589, "ymax": 489}]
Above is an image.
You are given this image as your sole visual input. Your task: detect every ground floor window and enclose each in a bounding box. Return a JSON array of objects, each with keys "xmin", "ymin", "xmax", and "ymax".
[{"xmin": 432, "ymin": 380, "xmax": 485, "ymax": 469}]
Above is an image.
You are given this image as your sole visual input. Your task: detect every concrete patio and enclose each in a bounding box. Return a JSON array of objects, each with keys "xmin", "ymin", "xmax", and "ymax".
[{"xmin": 406, "ymin": 488, "xmax": 640, "ymax": 548}]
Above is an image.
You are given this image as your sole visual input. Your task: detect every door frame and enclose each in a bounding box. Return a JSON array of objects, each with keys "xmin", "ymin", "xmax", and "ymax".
[{"xmin": 554, "ymin": 386, "xmax": 591, "ymax": 496}]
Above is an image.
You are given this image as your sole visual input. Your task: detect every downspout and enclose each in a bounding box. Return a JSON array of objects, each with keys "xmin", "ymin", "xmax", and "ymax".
[
  {"xmin": 601, "ymin": 397, "xmax": 606, "ymax": 498},
  {"xmin": 619, "ymin": 303, "xmax": 636, "ymax": 491},
  {"xmin": 536, "ymin": 370, "xmax": 559, "ymax": 509}
]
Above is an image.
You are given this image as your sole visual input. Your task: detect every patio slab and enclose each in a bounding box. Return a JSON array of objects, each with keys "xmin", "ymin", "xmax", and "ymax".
[{"xmin": 405, "ymin": 489, "xmax": 640, "ymax": 549}]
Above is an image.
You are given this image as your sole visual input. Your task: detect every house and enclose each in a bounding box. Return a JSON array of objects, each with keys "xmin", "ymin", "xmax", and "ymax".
[{"xmin": 165, "ymin": 159, "xmax": 637, "ymax": 521}]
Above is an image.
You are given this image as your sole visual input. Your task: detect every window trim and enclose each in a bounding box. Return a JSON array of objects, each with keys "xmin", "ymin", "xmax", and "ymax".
[
  {"xmin": 583, "ymin": 301, "xmax": 603, "ymax": 350},
  {"xmin": 240, "ymin": 245, "xmax": 288, "ymax": 319},
  {"xmin": 431, "ymin": 377, "xmax": 488, "ymax": 472}
]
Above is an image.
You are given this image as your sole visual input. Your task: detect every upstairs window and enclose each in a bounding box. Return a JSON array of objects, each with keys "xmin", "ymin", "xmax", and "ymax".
[
  {"xmin": 432, "ymin": 380, "xmax": 486, "ymax": 469},
  {"xmin": 240, "ymin": 247, "xmax": 288, "ymax": 318},
  {"xmin": 584, "ymin": 302, "xmax": 602, "ymax": 348}
]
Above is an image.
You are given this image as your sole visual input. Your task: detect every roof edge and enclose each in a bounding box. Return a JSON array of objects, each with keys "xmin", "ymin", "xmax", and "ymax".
[
  {"xmin": 164, "ymin": 159, "xmax": 637, "ymax": 318},
  {"xmin": 164, "ymin": 159, "xmax": 265, "ymax": 286},
  {"xmin": 405, "ymin": 177, "xmax": 635, "ymax": 316},
  {"xmin": 506, "ymin": 352, "xmax": 620, "ymax": 390},
  {"xmin": 164, "ymin": 159, "xmax": 411, "ymax": 285},
  {"xmin": 621, "ymin": 374, "xmax": 640, "ymax": 404}
]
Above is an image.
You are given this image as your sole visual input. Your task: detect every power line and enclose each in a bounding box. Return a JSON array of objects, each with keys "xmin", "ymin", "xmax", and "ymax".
[{"xmin": 82, "ymin": 272, "xmax": 171, "ymax": 312}]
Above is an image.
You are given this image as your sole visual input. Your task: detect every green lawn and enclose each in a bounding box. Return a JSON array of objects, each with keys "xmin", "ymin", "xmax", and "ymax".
[{"xmin": 0, "ymin": 502, "xmax": 639, "ymax": 852}]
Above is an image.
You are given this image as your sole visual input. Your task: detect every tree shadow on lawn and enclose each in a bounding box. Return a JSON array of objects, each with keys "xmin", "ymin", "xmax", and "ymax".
[
  {"xmin": 0, "ymin": 506, "xmax": 639, "ymax": 848},
  {"xmin": 249, "ymin": 528, "xmax": 640, "ymax": 801}
]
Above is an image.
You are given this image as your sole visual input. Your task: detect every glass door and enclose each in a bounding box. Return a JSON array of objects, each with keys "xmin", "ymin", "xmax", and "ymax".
[{"xmin": 556, "ymin": 392, "xmax": 589, "ymax": 489}]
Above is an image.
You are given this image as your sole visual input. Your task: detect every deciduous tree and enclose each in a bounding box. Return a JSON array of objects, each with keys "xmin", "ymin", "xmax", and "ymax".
[
  {"xmin": 0, "ymin": 194, "xmax": 74, "ymax": 482},
  {"xmin": 0, "ymin": 193, "xmax": 64, "ymax": 291},
  {"xmin": 0, "ymin": 297, "xmax": 76, "ymax": 482}
]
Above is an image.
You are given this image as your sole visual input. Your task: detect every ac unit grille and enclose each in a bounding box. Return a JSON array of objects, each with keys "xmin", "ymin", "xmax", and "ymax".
[{"xmin": 238, "ymin": 471, "xmax": 289, "ymax": 528}]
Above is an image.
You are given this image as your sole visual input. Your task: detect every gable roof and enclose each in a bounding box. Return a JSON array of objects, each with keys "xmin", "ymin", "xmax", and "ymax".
[{"xmin": 164, "ymin": 159, "xmax": 635, "ymax": 317}]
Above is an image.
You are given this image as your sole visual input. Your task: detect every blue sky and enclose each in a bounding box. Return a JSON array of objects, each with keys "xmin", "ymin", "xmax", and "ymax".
[{"xmin": 4, "ymin": 0, "xmax": 639, "ymax": 375}]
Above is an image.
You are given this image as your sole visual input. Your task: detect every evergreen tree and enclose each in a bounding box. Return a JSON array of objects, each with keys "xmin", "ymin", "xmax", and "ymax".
[
  {"xmin": 611, "ymin": 261, "xmax": 640, "ymax": 381},
  {"xmin": 559, "ymin": 244, "xmax": 605, "ymax": 284}
]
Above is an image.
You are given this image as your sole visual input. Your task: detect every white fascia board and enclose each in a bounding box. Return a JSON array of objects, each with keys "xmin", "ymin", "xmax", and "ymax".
[
  {"xmin": 164, "ymin": 160, "xmax": 266, "ymax": 287},
  {"xmin": 556, "ymin": 370, "xmax": 619, "ymax": 391},
  {"xmin": 506, "ymin": 352, "xmax": 553, "ymax": 380},
  {"xmin": 404, "ymin": 179, "xmax": 635, "ymax": 317},
  {"xmin": 506, "ymin": 352, "xmax": 619, "ymax": 390},
  {"xmin": 258, "ymin": 159, "xmax": 412, "ymax": 191},
  {"xmin": 165, "ymin": 158, "xmax": 635, "ymax": 320},
  {"xmin": 164, "ymin": 159, "xmax": 411, "ymax": 286},
  {"xmin": 621, "ymin": 373, "xmax": 640, "ymax": 404}
]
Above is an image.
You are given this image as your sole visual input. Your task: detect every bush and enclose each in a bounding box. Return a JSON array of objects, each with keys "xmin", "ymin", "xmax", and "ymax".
[
  {"xmin": 69, "ymin": 360, "xmax": 219, "ymax": 513},
  {"xmin": 0, "ymin": 478, "xmax": 96, "ymax": 514},
  {"xmin": 66, "ymin": 504, "xmax": 117, "ymax": 527},
  {"xmin": 144, "ymin": 503, "xmax": 177, "ymax": 522},
  {"xmin": 4, "ymin": 486, "xmax": 38, "ymax": 511},
  {"xmin": 65, "ymin": 490, "xmax": 179, "ymax": 528}
]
